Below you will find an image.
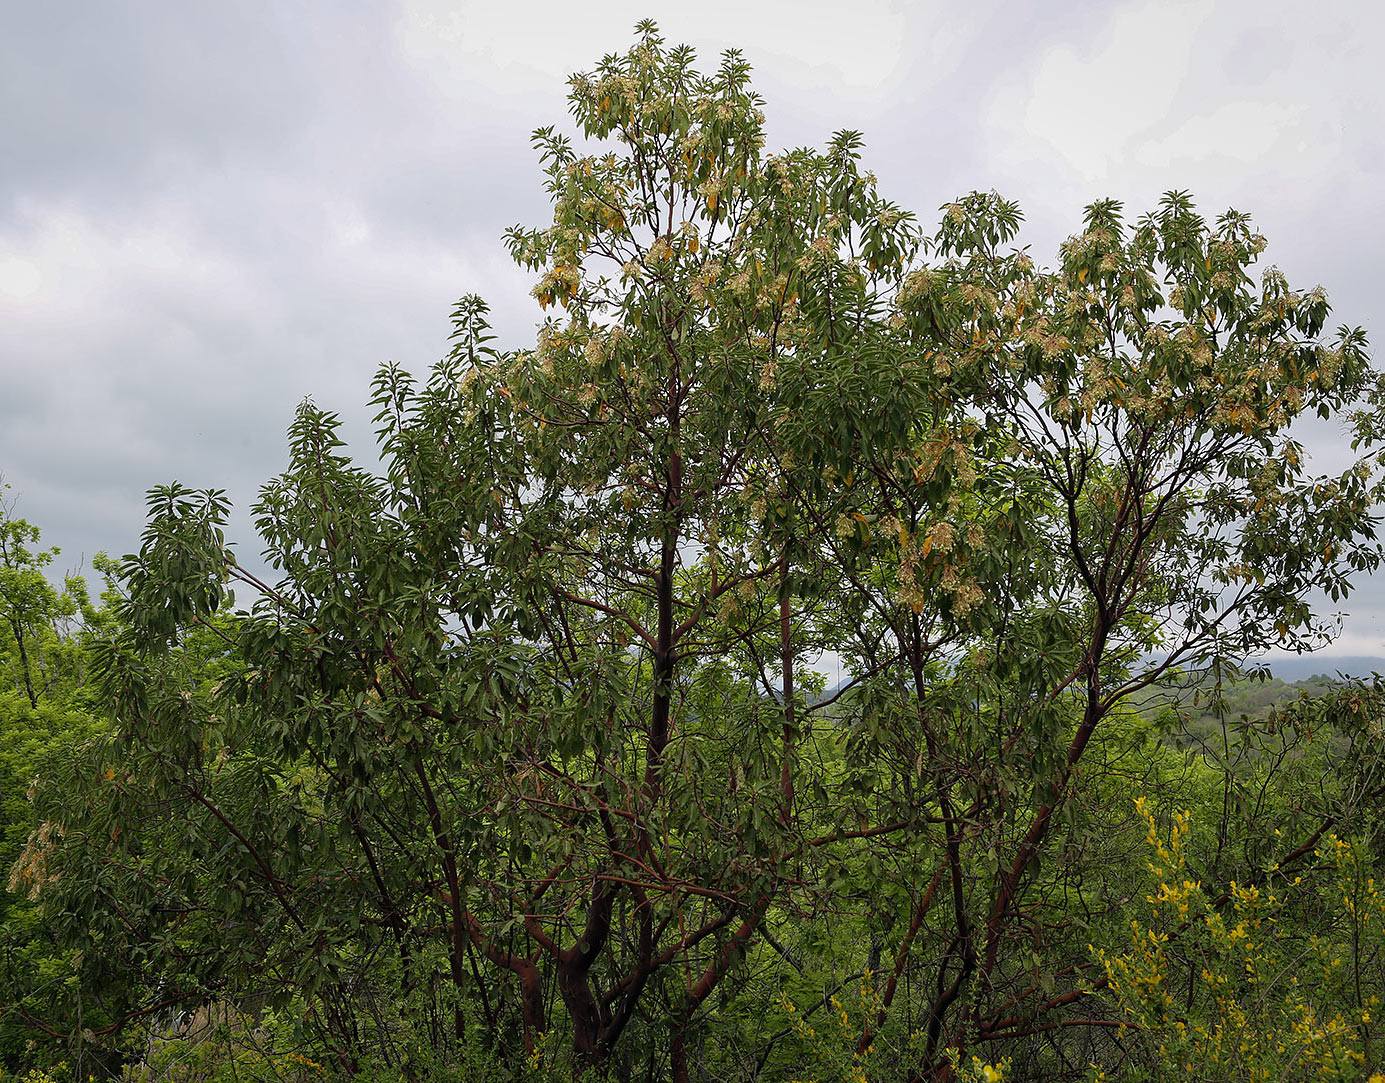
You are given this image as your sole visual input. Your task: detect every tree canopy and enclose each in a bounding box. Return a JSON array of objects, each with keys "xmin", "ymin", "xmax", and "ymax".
[{"xmin": 9, "ymin": 23, "xmax": 1385, "ymax": 1083}]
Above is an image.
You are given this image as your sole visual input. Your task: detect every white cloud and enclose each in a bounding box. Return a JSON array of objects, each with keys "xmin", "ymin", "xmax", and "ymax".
[
  {"xmin": 0, "ymin": 203, "xmax": 257, "ymax": 349},
  {"xmin": 987, "ymin": 0, "xmax": 1385, "ymax": 193},
  {"xmin": 986, "ymin": 0, "xmax": 1212, "ymax": 188},
  {"xmin": 0, "ymin": 255, "xmax": 42, "ymax": 303},
  {"xmin": 393, "ymin": 0, "xmax": 915, "ymax": 101},
  {"xmin": 1135, "ymin": 101, "xmax": 1312, "ymax": 171},
  {"xmin": 325, "ymin": 200, "xmax": 374, "ymax": 250}
]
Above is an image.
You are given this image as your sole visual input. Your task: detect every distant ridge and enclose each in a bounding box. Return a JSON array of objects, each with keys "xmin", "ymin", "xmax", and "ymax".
[
  {"xmin": 1260, "ymin": 655, "xmax": 1385, "ymax": 682},
  {"xmin": 811, "ymin": 656, "xmax": 1385, "ymax": 700}
]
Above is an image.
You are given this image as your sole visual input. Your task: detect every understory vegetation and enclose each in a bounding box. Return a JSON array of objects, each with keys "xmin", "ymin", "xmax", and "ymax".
[{"xmin": 5, "ymin": 24, "xmax": 1385, "ymax": 1083}]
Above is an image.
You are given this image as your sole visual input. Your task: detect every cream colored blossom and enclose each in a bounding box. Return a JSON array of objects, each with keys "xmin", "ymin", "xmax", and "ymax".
[
  {"xmin": 926, "ymin": 520, "xmax": 955, "ymax": 554},
  {"xmin": 759, "ymin": 358, "xmax": 777, "ymax": 390}
]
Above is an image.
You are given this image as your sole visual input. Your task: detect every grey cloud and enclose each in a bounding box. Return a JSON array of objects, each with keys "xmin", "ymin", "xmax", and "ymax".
[
  {"xmin": 2, "ymin": 6, "xmax": 325, "ymax": 210},
  {"xmin": 2, "ymin": 0, "xmax": 1382, "ymax": 657}
]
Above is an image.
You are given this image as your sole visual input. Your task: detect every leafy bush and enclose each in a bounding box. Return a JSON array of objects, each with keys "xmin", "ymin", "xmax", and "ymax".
[{"xmin": 1095, "ymin": 800, "xmax": 1384, "ymax": 1081}]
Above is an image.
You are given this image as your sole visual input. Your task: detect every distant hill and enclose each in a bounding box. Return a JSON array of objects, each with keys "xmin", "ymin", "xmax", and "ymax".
[
  {"xmin": 811, "ymin": 656, "xmax": 1384, "ymax": 744},
  {"xmin": 1125, "ymin": 669, "xmax": 1335, "ymax": 728},
  {"xmin": 811, "ymin": 656, "xmax": 1385, "ymax": 710},
  {"xmin": 1258, "ymin": 655, "xmax": 1385, "ymax": 682}
]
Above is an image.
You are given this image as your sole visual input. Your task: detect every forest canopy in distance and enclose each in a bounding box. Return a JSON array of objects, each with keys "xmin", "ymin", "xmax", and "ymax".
[{"xmin": 5, "ymin": 21, "xmax": 1385, "ymax": 1083}]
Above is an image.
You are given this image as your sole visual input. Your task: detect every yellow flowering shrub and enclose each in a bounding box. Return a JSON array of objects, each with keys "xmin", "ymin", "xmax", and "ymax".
[
  {"xmin": 778, "ymin": 974, "xmax": 883, "ymax": 1083},
  {"xmin": 8, "ymin": 1069, "xmax": 69, "ymax": 1083},
  {"xmin": 1094, "ymin": 799, "xmax": 1382, "ymax": 1081}
]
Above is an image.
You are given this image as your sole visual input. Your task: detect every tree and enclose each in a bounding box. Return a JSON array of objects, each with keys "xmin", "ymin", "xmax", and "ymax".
[
  {"xmin": 20, "ymin": 25, "xmax": 920, "ymax": 1078},
  {"xmin": 14, "ymin": 23, "xmax": 1385, "ymax": 1083},
  {"xmin": 0, "ymin": 496, "xmax": 108, "ymax": 1074},
  {"xmin": 0, "ymin": 486, "xmax": 96, "ymax": 708},
  {"xmin": 804, "ymin": 188, "xmax": 1385, "ymax": 1074}
]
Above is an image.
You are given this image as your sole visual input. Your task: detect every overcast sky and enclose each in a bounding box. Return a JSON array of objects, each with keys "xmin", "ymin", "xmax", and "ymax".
[{"xmin": 2, "ymin": 0, "xmax": 1383, "ymax": 661}]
